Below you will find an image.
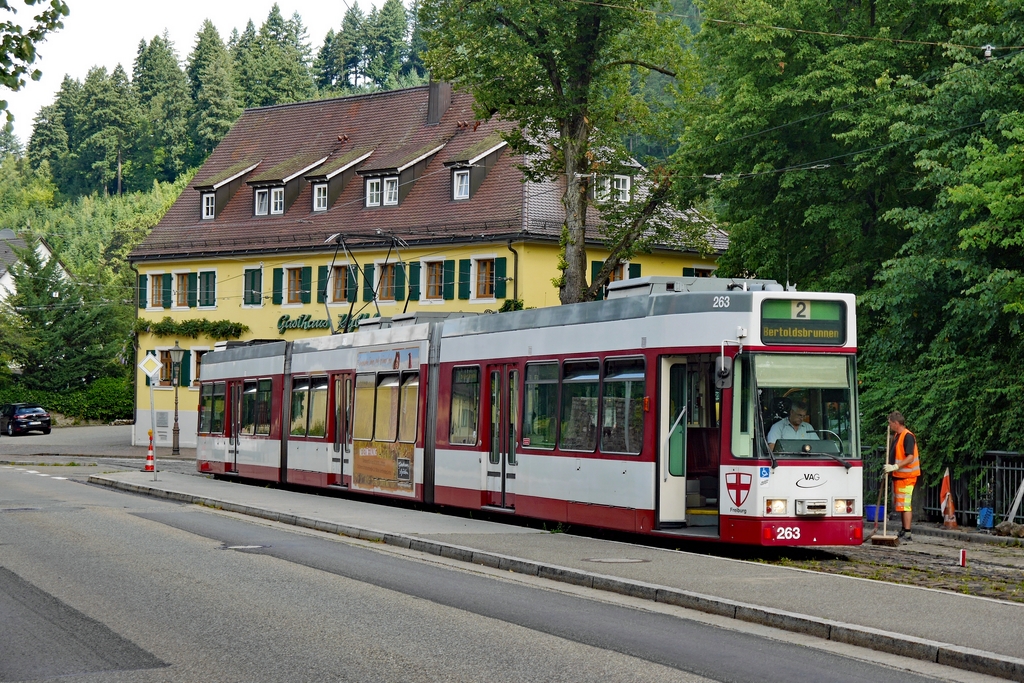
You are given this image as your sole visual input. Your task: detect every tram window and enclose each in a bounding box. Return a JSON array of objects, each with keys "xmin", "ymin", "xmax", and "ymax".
[
  {"xmin": 255, "ymin": 379, "xmax": 273, "ymax": 435},
  {"xmin": 199, "ymin": 383, "xmax": 213, "ymax": 433},
  {"xmin": 210, "ymin": 382, "xmax": 226, "ymax": 434},
  {"xmin": 398, "ymin": 373, "xmax": 419, "ymax": 443},
  {"xmin": 601, "ymin": 359, "xmax": 645, "ymax": 455},
  {"xmin": 241, "ymin": 381, "xmax": 258, "ymax": 435},
  {"xmin": 334, "ymin": 377, "xmax": 352, "ymax": 450},
  {"xmin": 523, "ymin": 363, "xmax": 558, "ymax": 449},
  {"xmin": 353, "ymin": 373, "xmax": 376, "ymax": 440},
  {"xmin": 307, "ymin": 376, "xmax": 329, "ymax": 437},
  {"xmin": 375, "ymin": 373, "xmax": 401, "ymax": 442},
  {"xmin": 560, "ymin": 360, "xmax": 600, "ymax": 452},
  {"xmin": 489, "ymin": 371, "xmax": 501, "ymax": 465},
  {"xmin": 290, "ymin": 378, "xmax": 310, "ymax": 437},
  {"xmin": 450, "ymin": 366, "xmax": 480, "ymax": 445},
  {"xmin": 731, "ymin": 356, "xmax": 753, "ymax": 457}
]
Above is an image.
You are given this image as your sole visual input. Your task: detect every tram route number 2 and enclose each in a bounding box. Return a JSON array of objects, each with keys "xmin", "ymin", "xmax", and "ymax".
[
  {"xmin": 713, "ymin": 296, "xmax": 730, "ymax": 308},
  {"xmin": 775, "ymin": 526, "xmax": 801, "ymax": 540}
]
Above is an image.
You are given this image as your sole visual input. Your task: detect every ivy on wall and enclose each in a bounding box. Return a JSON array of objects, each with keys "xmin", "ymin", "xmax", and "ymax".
[{"xmin": 134, "ymin": 316, "xmax": 249, "ymax": 340}]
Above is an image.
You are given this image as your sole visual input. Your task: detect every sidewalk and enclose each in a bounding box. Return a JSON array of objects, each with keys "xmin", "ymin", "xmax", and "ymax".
[{"xmin": 89, "ymin": 471, "xmax": 1024, "ymax": 681}]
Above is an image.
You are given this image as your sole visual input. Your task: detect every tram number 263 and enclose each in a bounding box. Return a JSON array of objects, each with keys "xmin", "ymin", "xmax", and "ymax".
[
  {"xmin": 775, "ymin": 526, "xmax": 801, "ymax": 540},
  {"xmin": 712, "ymin": 296, "xmax": 731, "ymax": 308}
]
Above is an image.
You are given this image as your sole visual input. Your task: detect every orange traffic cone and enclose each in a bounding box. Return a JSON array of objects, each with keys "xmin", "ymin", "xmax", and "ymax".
[
  {"xmin": 940, "ymin": 467, "xmax": 958, "ymax": 530},
  {"xmin": 144, "ymin": 430, "xmax": 155, "ymax": 473}
]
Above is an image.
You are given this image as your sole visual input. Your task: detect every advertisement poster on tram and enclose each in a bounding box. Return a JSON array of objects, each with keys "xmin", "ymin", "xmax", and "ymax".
[{"xmin": 352, "ymin": 440, "xmax": 414, "ymax": 495}]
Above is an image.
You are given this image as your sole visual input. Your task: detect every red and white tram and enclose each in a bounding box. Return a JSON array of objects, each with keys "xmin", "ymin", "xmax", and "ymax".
[{"xmin": 197, "ymin": 276, "xmax": 863, "ymax": 546}]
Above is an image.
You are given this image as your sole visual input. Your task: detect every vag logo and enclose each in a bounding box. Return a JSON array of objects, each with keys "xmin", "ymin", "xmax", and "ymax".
[{"xmin": 796, "ymin": 472, "xmax": 825, "ymax": 488}]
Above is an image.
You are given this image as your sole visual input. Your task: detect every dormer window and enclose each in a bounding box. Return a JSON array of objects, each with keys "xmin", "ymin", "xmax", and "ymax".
[
  {"xmin": 383, "ymin": 177, "xmax": 399, "ymax": 206},
  {"xmin": 313, "ymin": 184, "xmax": 328, "ymax": 211},
  {"xmin": 366, "ymin": 178, "xmax": 381, "ymax": 207},
  {"xmin": 612, "ymin": 175, "xmax": 630, "ymax": 202},
  {"xmin": 202, "ymin": 193, "xmax": 216, "ymax": 219},
  {"xmin": 453, "ymin": 170, "xmax": 470, "ymax": 200},
  {"xmin": 271, "ymin": 187, "xmax": 285, "ymax": 214},
  {"xmin": 255, "ymin": 189, "xmax": 269, "ymax": 215},
  {"xmin": 594, "ymin": 175, "xmax": 631, "ymax": 202}
]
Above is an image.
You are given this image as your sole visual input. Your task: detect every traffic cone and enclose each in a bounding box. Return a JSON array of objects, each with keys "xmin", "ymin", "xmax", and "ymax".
[
  {"xmin": 940, "ymin": 467, "xmax": 958, "ymax": 530},
  {"xmin": 144, "ymin": 430, "xmax": 155, "ymax": 473}
]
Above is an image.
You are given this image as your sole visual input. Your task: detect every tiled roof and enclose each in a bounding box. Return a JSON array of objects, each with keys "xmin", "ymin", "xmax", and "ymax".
[
  {"xmin": 248, "ymin": 152, "xmax": 328, "ymax": 184},
  {"xmin": 0, "ymin": 229, "xmax": 27, "ymax": 278},
  {"xmin": 445, "ymin": 132, "xmax": 505, "ymax": 165},
  {"xmin": 131, "ymin": 86, "xmax": 725, "ymax": 261}
]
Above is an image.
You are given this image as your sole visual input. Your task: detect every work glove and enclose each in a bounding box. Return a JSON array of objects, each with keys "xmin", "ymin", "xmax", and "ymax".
[{"xmin": 883, "ymin": 463, "xmax": 898, "ymax": 473}]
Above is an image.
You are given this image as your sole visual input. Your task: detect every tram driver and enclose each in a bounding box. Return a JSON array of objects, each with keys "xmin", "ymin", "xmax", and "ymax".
[{"xmin": 767, "ymin": 400, "xmax": 819, "ymax": 452}]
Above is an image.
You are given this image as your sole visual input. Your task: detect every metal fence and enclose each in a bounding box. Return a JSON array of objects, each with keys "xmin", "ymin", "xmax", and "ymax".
[{"xmin": 862, "ymin": 449, "xmax": 1024, "ymax": 527}]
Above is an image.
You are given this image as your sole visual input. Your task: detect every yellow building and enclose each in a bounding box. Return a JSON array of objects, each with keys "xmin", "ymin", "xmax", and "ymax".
[{"xmin": 129, "ymin": 85, "xmax": 724, "ymax": 447}]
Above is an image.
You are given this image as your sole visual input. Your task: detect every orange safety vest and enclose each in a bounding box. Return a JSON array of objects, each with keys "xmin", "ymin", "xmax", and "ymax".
[{"xmin": 893, "ymin": 429, "xmax": 920, "ymax": 479}]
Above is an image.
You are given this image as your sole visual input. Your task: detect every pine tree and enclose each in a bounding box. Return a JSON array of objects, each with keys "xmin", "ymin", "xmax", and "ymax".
[
  {"xmin": 402, "ymin": 0, "xmax": 428, "ymax": 81},
  {"xmin": 251, "ymin": 5, "xmax": 316, "ymax": 106},
  {"xmin": 186, "ymin": 20, "xmax": 225, "ymax": 102},
  {"xmin": 337, "ymin": 4, "xmax": 365, "ymax": 89},
  {"xmin": 231, "ymin": 20, "xmax": 264, "ymax": 107},
  {"xmin": 133, "ymin": 33, "xmax": 190, "ymax": 188},
  {"xmin": 367, "ymin": 0, "xmax": 407, "ymax": 88},
  {"xmin": 73, "ymin": 65, "xmax": 139, "ymax": 195},
  {"xmin": 0, "ymin": 127, "xmax": 21, "ymax": 158},
  {"xmin": 191, "ymin": 47, "xmax": 241, "ymax": 163},
  {"xmin": 314, "ymin": 28, "xmax": 340, "ymax": 91},
  {"xmin": 287, "ymin": 11, "xmax": 313, "ymax": 67}
]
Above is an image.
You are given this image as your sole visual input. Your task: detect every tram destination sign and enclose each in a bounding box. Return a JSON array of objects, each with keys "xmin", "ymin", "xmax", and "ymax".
[{"xmin": 760, "ymin": 300, "xmax": 846, "ymax": 345}]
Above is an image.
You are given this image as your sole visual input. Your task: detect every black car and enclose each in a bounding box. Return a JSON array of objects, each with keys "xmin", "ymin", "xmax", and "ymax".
[{"xmin": 0, "ymin": 403, "xmax": 52, "ymax": 436}]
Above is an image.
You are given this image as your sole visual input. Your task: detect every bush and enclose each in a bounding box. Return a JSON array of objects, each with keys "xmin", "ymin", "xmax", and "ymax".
[{"xmin": 0, "ymin": 376, "xmax": 133, "ymax": 423}]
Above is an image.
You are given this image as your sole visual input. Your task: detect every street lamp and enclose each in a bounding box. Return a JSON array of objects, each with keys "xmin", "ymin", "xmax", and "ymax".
[{"xmin": 169, "ymin": 340, "xmax": 184, "ymax": 456}]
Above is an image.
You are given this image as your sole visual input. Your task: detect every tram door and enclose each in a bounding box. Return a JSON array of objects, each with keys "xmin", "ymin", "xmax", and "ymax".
[
  {"xmin": 485, "ymin": 365, "xmax": 519, "ymax": 509},
  {"xmin": 332, "ymin": 373, "xmax": 353, "ymax": 485},
  {"xmin": 228, "ymin": 381, "xmax": 242, "ymax": 472},
  {"xmin": 658, "ymin": 357, "xmax": 688, "ymax": 525}
]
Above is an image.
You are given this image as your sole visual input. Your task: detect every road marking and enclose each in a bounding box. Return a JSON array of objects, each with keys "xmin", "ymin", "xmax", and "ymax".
[{"xmin": 52, "ymin": 477, "xmax": 68, "ymax": 480}]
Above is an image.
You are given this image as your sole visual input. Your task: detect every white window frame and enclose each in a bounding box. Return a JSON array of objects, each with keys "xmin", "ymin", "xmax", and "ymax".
[
  {"xmin": 329, "ymin": 263, "xmax": 352, "ymax": 304},
  {"xmin": 366, "ymin": 178, "xmax": 382, "ymax": 207},
  {"xmin": 254, "ymin": 189, "xmax": 269, "ymax": 215},
  {"xmin": 242, "ymin": 265, "xmax": 264, "ymax": 309},
  {"xmin": 283, "ymin": 263, "xmax": 305, "ymax": 308},
  {"xmin": 594, "ymin": 175, "xmax": 610, "ymax": 202},
  {"xmin": 470, "ymin": 254, "xmax": 498, "ymax": 302},
  {"xmin": 190, "ymin": 346, "xmax": 210, "ymax": 389},
  {"xmin": 202, "ymin": 193, "xmax": 216, "ymax": 220},
  {"xmin": 270, "ymin": 187, "xmax": 285, "ymax": 214},
  {"xmin": 171, "ymin": 270, "xmax": 192, "ymax": 311},
  {"xmin": 198, "ymin": 268, "xmax": 217, "ymax": 309},
  {"xmin": 453, "ymin": 170, "xmax": 470, "ymax": 200},
  {"xmin": 612, "ymin": 175, "xmax": 630, "ymax": 202},
  {"xmin": 383, "ymin": 177, "xmax": 399, "ymax": 206},
  {"xmin": 313, "ymin": 184, "xmax": 328, "ymax": 211},
  {"xmin": 147, "ymin": 271, "xmax": 164, "ymax": 310},
  {"xmin": 374, "ymin": 259, "xmax": 398, "ymax": 303},
  {"xmin": 420, "ymin": 259, "xmax": 445, "ymax": 305}
]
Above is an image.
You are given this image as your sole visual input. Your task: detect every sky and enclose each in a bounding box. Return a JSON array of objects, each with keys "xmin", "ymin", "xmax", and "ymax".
[{"xmin": 6, "ymin": 0, "xmax": 388, "ymax": 146}]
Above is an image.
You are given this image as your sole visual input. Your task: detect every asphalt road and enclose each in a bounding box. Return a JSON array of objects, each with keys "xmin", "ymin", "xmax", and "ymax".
[{"xmin": 3, "ymin": 464, "xmax": 993, "ymax": 683}]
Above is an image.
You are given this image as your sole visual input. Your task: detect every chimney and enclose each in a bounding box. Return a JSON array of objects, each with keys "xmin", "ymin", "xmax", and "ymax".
[{"xmin": 427, "ymin": 80, "xmax": 452, "ymax": 125}]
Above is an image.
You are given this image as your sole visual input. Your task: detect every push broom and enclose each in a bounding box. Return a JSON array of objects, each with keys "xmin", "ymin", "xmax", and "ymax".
[{"xmin": 872, "ymin": 420, "xmax": 900, "ymax": 546}]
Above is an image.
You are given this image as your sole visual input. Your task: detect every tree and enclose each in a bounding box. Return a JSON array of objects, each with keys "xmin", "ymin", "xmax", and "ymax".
[
  {"xmin": 314, "ymin": 28, "xmax": 341, "ymax": 90},
  {"xmin": 0, "ymin": 126, "xmax": 20, "ymax": 157},
  {"xmin": 133, "ymin": 33, "xmax": 190, "ymax": 187},
  {"xmin": 72, "ymin": 65, "xmax": 139, "ymax": 195},
  {"xmin": 336, "ymin": 3, "xmax": 366, "ymax": 88},
  {"xmin": 191, "ymin": 45, "xmax": 241, "ymax": 163},
  {"xmin": 365, "ymin": 0, "xmax": 407, "ymax": 88},
  {"xmin": 0, "ymin": 0, "xmax": 70, "ymax": 129},
  {"xmin": 421, "ymin": 0, "xmax": 701, "ymax": 304}
]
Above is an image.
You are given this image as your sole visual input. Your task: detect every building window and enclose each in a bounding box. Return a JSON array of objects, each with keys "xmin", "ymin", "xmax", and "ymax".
[
  {"xmin": 453, "ymin": 170, "xmax": 470, "ymax": 200},
  {"xmin": 314, "ymin": 184, "xmax": 328, "ymax": 211},
  {"xmin": 159, "ymin": 350, "xmax": 173, "ymax": 386},
  {"xmin": 366, "ymin": 178, "xmax": 381, "ymax": 206},
  {"xmin": 378, "ymin": 263, "xmax": 396, "ymax": 301},
  {"xmin": 176, "ymin": 273, "xmax": 191, "ymax": 307},
  {"xmin": 243, "ymin": 268, "xmax": 262, "ymax": 306},
  {"xmin": 383, "ymin": 177, "xmax": 398, "ymax": 205},
  {"xmin": 271, "ymin": 187, "xmax": 284, "ymax": 214},
  {"xmin": 199, "ymin": 271, "xmax": 216, "ymax": 307},
  {"xmin": 426, "ymin": 261, "xmax": 444, "ymax": 300},
  {"xmin": 332, "ymin": 265, "xmax": 349, "ymax": 302},
  {"xmin": 475, "ymin": 259, "xmax": 494, "ymax": 298},
  {"xmin": 449, "ymin": 366, "xmax": 480, "ymax": 445},
  {"xmin": 612, "ymin": 175, "xmax": 630, "ymax": 202},
  {"xmin": 608, "ymin": 264, "xmax": 625, "ymax": 283},
  {"xmin": 151, "ymin": 274, "xmax": 164, "ymax": 308},
  {"xmin": 683, "ymin": 266, "xmax": 716, "ymax": 278},
  {"xmin": 193, "ymin": 350, "xmax": 208, "ymax": 386},
  {"xmin": 287, "ymin": 267, "xmax": 303, "ymax": 304},
  {"xmin": 202, "ymin": 193, "xmax": 215, "ymax": 219},
  {"xmin": 255, "ymin": 189, "xmax": 269, "ymax": 215}
]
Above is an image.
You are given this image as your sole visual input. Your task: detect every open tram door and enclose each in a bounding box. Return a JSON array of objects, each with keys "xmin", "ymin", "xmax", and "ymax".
[
  {"xmin": 658, "ymin": 357, "xmax": 688, "ymax": 525},
  {"xmin": 484, "ymin": 364, "xmax": 519, "ymax": 510},
  {"xmin": 331, "ymin": 372, "xmax": 353, "ymax": 486}
]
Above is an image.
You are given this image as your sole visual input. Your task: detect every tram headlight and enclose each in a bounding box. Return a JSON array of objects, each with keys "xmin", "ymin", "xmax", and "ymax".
[
  {"xmin": 833, "ymin": 498, "xmax": 855, "ymax": 515},
  {"xmin": 765, "ymin": 499, "xmax": 788, "ymax": 515}
]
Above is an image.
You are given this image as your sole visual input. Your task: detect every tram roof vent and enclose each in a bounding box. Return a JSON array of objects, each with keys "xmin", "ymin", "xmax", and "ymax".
[
  {"xmin": 357, "ymin": 316, "xmax": 392, "ymax": 330},
  {"xmin": 391, "ymin": 311, "xmax": 480, "ymax": 327},
  {"xmin": 607, "ymin": 276, "xmax": 783, "ymax": 299},
  {"xmin": 212, "ymin": 339, "xmax": 281, "ymax": 352}
]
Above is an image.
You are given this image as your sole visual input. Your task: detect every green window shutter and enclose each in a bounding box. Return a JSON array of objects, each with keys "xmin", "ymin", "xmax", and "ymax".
[
  {"xmin": 683, "ymin": 267, "xmax": 695, "ymax": 277},
  {"xmin": 494, "ymin": 257, "xmax": 507, "ymax": 299},
  {"xmin": 243, "ymin": 270, "xmax": 252, "ymax": 305},
  {"xmin": 200, "ymin": 272, "xmax": 216, "ymax": 307},
  {"xmin": 457, "ymin": 259, "xmax": 471, "ymax": 300},
  {"xmin": 442, "ymin": 260, "xmax": 455, "ymax": 300},
  {"xmin": 272, "ymin": 268, "xmax": 283, "ymax": 305},
  {"xmin": 347, "ymin": 266, "xmax": 358, "ymax": 303},
  {"xmin": 363, "ymin": 263, "xmax": 375, "ymax": 301},
  {"xmin": 591, "ymin": 261, "xmax": 604, "ymax": 301},
  {"xmin": 300, "ymin": 267, "xmax": 312, "ymax": 304},
  {"xmin": 162, "ymin": 274, "xmax": 172, "ymax": 309},
  {"xmin": 178, "ymin": 350, "xmax": 191, "ymax": 387},
  {"xmin": 252, "ymin": 269, "xmax": 262, "ymax": 305},
  {"xmin": 187, "ymin": 272, "xmax": 198, "ymax": 308},
  {"xmin": 628, "ymin": 263, "xmax": 641, "ymax": 279},
  {"xmin": 395, "ymin": 263, "xmax": 406, "ymax": 301},
  {"xmin": 138, "ymin": 275, "xmax": 147, "ymax": 308},
  {"xmin": 408, "ymin": 262, "xmax": 420, "ymax": 301},
  {"xmin": 144, "ymin": 349, "xmax": 155, "ymax": 386},
  {"xmin": 317, "ymin": 265, "xmax": 329, "ymax": 303}
]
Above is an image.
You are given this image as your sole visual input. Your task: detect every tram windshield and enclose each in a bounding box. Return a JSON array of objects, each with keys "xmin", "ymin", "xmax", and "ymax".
[{"xmin": 731, "ymin": 353, "xmax": 858, "ymax": 460}]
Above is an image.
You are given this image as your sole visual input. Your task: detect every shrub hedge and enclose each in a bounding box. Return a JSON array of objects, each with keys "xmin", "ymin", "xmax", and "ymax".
[{"xmin": 0, "ymin": 376, "xmax": 133, "ymax": 423}]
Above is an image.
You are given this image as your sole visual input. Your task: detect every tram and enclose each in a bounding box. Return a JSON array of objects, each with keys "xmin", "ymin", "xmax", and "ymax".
[{"xmin": 196, "ymin": 276, "xmax": 863, "ymax": 546}]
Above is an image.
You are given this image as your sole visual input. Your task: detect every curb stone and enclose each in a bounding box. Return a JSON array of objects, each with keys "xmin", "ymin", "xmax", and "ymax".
[{"xmin": 89, "ymin": 474, "xmax": 1024, "ymax": 682}]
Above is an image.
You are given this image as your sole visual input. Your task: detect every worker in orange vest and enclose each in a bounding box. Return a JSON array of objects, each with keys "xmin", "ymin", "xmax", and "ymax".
[{"xmin": 884, "ymin": 410, "xmax": 920, "ymax": 543}]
